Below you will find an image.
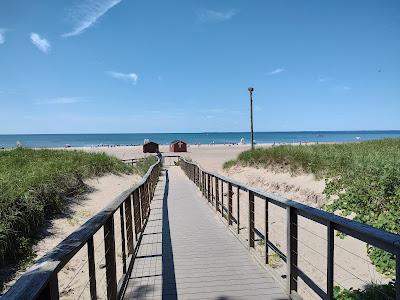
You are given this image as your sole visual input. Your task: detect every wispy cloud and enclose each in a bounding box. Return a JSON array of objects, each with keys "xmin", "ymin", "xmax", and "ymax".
[
  {"xmin": 62, "ymin": 0, "xmax": 123, "ymax": 37},
  {"xmin": 108, "ymin": 71, "xmax": 138, "ymax": 84},
  {"xmin": 198, "ymin": 9, "xmax": 237, "ymax": 23},
  {"xmin": 0, "ymin": 28, "xmax": 7, "ymax": 44},
  {"xmin": 30, "ymin": 33, "xmax": 51, "ymax": 53},
  {"xmin": 268, "ymin": 68, "xmax": 285, "ymax": 75},
  {"xmin": 36, "ymin": 97, "xmax": 84, "ymax": 105}
]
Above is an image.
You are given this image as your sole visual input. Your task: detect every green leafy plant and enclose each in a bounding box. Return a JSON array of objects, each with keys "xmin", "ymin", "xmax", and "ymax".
[{"xmin": 224, "ymin": 139, "xmax": 400, "ymax": 277}]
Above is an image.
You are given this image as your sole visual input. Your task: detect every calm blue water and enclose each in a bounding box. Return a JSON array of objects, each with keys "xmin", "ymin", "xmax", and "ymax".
[{"xmin": 1, "ymin": 131, "xmax": 400, "ymax": 148}]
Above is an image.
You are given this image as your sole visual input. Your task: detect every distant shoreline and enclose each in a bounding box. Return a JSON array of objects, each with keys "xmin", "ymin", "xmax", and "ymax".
[{"xmin": 1, "ymin": 131, "xmax": 400, "ymax": 149}]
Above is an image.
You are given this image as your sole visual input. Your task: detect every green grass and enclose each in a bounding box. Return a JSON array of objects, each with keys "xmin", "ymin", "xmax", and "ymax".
[
  {"xmin": 0, "ymin": 148, "xmax": 138, "ymax": 267},
  {"xmin": 224, "ymin": 139, "xmax": 400, "ymax": 278},
  {"xmin": 132, "ymin": 156, "xmax": 158, "ymax": 176}
]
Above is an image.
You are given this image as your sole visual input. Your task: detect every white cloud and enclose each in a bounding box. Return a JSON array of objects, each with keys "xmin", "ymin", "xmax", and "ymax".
[
  {"xmin": 108, "ymin": 71, "xmax": 138, "ymax": 84},
  {"xmin": 62, "ymin": 0, "xmax": 122, "ymax": 37},
  {"xmin": 268, "ymin": 68, "xmax": 285, "ymax": 75},
  {"xmin": 0, "ymin": 29, "xmax": 7, "ymax": 44},
  {"xmin": 30, "ymin": 33, "xmax": 51, "ymax": 53},
  {"xmin": 36, "ymin": 97, "xmax": 84, "ymax": 105},
  {"xmin": 198, "ymin": 9, "xmax": 237, "ymax": 23}
]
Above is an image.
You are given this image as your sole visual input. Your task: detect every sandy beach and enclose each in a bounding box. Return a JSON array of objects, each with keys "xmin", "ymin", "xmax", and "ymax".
[
  {"xmin": 3, "ymin": 143, "xmax": 389, "ymax": 299},
  {"xmin": 72, "ymin": 144, "xmax": 388, "ymax": 293}
]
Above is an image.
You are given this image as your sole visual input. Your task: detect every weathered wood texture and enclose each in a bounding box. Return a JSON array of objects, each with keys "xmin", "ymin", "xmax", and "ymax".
[
  {"xmin": 124, "ymin": 167, "xmax": 286, "ymax": 300},
  {"xmin": 180, "ymin": 158, "xmax": 400, "ymax": 300},
  {"xmin": 4, "ymin": 158, "xmax": 161, "ymax": 300}
]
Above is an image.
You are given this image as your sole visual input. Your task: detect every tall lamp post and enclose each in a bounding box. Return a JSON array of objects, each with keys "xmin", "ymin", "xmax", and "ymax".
[{"xmin": 248, "ymin": 87, "xmax": 255, "ymax": 150}]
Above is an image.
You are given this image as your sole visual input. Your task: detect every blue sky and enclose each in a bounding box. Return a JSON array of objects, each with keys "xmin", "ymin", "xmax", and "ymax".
[{"xmin": 0, "ymin": 0, "xmax": 399, "ymax": 134}]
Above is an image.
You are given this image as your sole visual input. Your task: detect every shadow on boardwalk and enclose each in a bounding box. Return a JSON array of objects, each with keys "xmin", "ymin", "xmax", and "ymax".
[
  {"xmin": 124, "ymin": 170, "xmax": 178, "ymax": 299},
  {"xmin": 125, "ymin": 167, "xmax": 287, "ymax": 300}
]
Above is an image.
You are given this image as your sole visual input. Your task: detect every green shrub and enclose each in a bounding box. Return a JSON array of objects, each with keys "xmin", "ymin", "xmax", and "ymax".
[
  {"xmin": 224, "ymin": 139, "xmax": 400, "ymax": 277},
  {"xmin": 132, "ymin": 156, "xmax": 158, "ymax": 176},
  {"xmin": 0, "ymin": 148, "xmax": 133, "ymax": 265}
]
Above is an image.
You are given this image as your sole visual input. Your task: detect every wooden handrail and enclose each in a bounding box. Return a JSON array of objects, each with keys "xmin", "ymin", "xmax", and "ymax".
[
  {"xmin": 179, "ymin": 157, "xmax": 400, "ymax": 300},
  {"xmin": 4, "ymin": 157, "xmax": 162, "ymax": 300}
]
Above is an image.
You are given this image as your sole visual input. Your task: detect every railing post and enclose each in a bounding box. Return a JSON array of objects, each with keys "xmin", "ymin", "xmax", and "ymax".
[
  {"xmin": 287, "ymin": 206, "xmax": 298, "ymax": 295},
  {"xmin": 215, "ymin": 178, "xmax": 219, "ymax": 212},
  {"xmin": 140, "ymin": 186, "xmax": 146, "ymax": 224},
  {"xmin": 396, "ymin": 253, "xmax": 400, "ymax": 300},
  {"xmin": 119, "ymin": 205, "xmax": 127, "ymax": 274},
  {"xmin": 125, "ymin": 194, "xmax": 134, "ymax": 254},
  {"xmin": 104, "ymin": 215, "xmax": 117, "ymax": 300},
  {"xmin": 133, "ymin": 190, "xmax": 141, "ymax": 240},
  {"xmin": 87, "ymin": 236, "xmax": 97, "ymax": 300},
  {"xmin": 39, "ymin": 275, "xmax": 59, "ymax": 299},
  {"xmin": 248, "ymin": 191, "xmax": 255, "ymax": 248},
  {"xmin": 207, "ymin": 174, "xmax": 211, "ymax": 203},
  {"xmin": 237, "ymin": 186, "xmax": 240, "ymax": 234},
  {"xmin": 202, "ymin": 172, "xmax": 205, "ymax": 197},
  {"xmin": 210, "ymin": 175, "xmax": 213, "ymax": 205},
  {"xmin": 265, "ymin": 200, "xmax": 269, "ymax": 264},
  {"xmin": 221, "ymin": 181, "xmax": 224, "ymax": 218},
  {"xmin": 327, "ymin": 221, "xmax": 334, "ymax": 300},
  {"xmin": 228, "ymin": 183, "xmax": 233, "ymax": 225}
]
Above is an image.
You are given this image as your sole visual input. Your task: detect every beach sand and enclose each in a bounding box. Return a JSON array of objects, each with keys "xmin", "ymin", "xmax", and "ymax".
[
  {"xmin": 76, "ymin": 144, "xmax": 388, "ymax": 295},
  {"xmin": 1, "ymin": 173, "xmax": 140, "ymax": 298},
  {"xmin": 3, "ymin": 143, "xmax": 389, "ymax": 298}
]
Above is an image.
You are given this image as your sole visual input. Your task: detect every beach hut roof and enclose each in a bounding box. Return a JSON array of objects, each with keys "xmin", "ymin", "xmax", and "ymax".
[{"xmin": 171, "ymin": 140, "xmax": 185, "ymax": 144}]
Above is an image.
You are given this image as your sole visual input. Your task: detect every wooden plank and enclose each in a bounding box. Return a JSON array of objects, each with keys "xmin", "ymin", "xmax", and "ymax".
[
  {"xmin": 396, "ymin": 254, "xmax": 400, "ymax": 300},
  {"xmin": 104, "ymin": 215, "xmax": 117, "ymax": 300},
  {"xmin": 237, "ymin": 186, "xmax": 240, "ymax": 234},
  {"xmin": 221, "ymin": 181, "xmax": 224, "ymax": 218},
  {"xmin": 3, "ymin": 158, "xmax": 161, "ymax": 300},
  {"xmin": 207, "ymin": 174, "xmax": 211, "ymax": 203},
  {"xmin": 125, "ymin": 194, "xmax": 134, "ymax": 254},
  {"xmin": 38, "ymin": 275, "xmax": 59, "ymax": 300},
  {"xmin": 228, "ymin": 183, "xmax": 233, "ymax": 226},
  {"xmin": 178, "ymin": 158, "xmax": 400, "ymax": 255},
  {"xmin": 248, "ymin": 191, "xmax": 255, "ymax": 248},
  {"xmin": 119, "ymin": 205, "xmax": 127, "ymax": 274},
  {"xmin": 215, "ymin": 178, "xmax": 219, "ymax": 212},
  {"xmin": 287, "ymin": 206, "xmax": 298, "ymax": 294},
  {"xmin": 265, "ymin": 200, "xmax": 269, "ymax": 265},
  {"xmin": 133, "ymin": 190, "xmax": 141, "ymax": 240},
  {"xmin": 327, "ymin": 221, "xmax": 334, "ymax": 300},
  {"xmin": 87, "ymin": 237, "xmax": 97, "ymax": 300}
]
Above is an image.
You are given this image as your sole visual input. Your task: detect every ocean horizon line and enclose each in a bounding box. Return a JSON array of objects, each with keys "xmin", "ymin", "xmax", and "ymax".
[
  {"xmin": 1, "ymin": 130, "xmax": 400, "ymax": 149},
  {"xmin": 1, "ymin": 129, "xmax": 400, "ymax": 136}
]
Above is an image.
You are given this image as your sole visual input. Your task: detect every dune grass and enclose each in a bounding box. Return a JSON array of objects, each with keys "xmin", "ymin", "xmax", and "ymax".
[
  {"xmin": 0, "ymin": 148, "xmax": 138, "ymax": 267},
  {"xmin": 132, "ymin": 156, "xmax": 158, "ymax": 176},
  {"xmin": 224, "ymin": 139, "xmax": 400, "ymax": 279}
]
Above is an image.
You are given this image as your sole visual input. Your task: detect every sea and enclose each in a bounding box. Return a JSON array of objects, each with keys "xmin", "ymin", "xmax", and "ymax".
[{"xmin": 1, "ymin": 131, "xmax": 400, "ymax": 148}]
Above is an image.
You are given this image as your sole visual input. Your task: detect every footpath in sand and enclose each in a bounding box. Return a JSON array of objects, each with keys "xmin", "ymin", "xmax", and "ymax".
[
  {"xmin": 1, "ymin": 173, "xmax": 140, "ymax": 297},
  {"xmin": 42, "ymin": 144, "xmax": 390, "ymax": 297}
]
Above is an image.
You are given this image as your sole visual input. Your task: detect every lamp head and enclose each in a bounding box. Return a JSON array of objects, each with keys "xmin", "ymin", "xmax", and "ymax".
[{"xmin": 248, "ymin": 87, "xmax": 254, "ymax": 92}]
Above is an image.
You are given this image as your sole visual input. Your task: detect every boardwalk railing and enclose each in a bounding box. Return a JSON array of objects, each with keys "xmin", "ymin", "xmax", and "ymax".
[
  {"xmin": 179, "ymin": 158, "xmax": 400, "ymax": 300},
  {"xmin": 4, "ymin": 158, "xmax": 162, "ymax": 300},
  {"xmin": 121, "ymin": 157, "xmax": 146, "ymax": 166}
]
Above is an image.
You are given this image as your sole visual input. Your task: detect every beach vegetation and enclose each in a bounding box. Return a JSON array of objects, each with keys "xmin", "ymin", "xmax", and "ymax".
[
  {"xmin": 223, "ymin": 139, "xmax": 400, "ymax": 278},
  {"xmin": 0, "ymin": 148, "xmax": 151, "ymax": 271},
  {"xmin": 132, "ymin": 156, "xmax": 158, "ymax": 176}
]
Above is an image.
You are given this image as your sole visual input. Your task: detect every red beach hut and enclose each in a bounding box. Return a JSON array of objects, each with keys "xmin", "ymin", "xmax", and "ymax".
[{"xmin": 169, "ymin": 140, "xmax": 187, "ymax": 152}]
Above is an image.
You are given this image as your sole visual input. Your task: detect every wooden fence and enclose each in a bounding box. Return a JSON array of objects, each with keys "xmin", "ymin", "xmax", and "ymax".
[
  {"xmin": 179, "ymin": 157, "xmax": 400, "ymax": 300},
  {"xmin": 4, "ymin": 158, "xmax": 162, "ymax": 299}
]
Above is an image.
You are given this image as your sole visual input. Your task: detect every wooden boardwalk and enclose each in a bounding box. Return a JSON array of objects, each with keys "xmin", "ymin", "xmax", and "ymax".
[{"xmin": 124, "ymin": 167, "xmax": 287, "ymax": 300}]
